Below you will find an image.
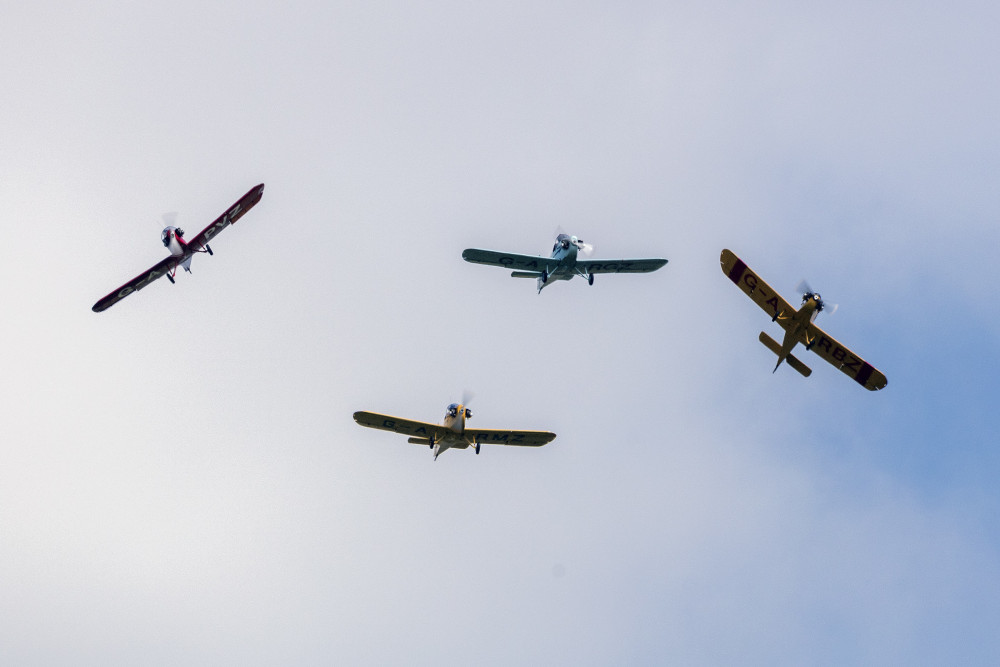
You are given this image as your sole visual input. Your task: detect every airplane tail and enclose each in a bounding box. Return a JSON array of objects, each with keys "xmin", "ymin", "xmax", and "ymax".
[{"xmin": 758, "ymin": 332, "xmax": 812, "ymax": 377}]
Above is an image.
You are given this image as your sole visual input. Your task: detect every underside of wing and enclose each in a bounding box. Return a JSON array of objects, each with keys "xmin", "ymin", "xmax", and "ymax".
[
  {"xmin": 576, "ymin": 258, "xmax": 668, "ymax": 274},
  {"xmin": 462, "ymin": 248, "xmax": 559, "ymax": 273},
  {"xmin": 186, "ymin": 183, "xmax": 265, "ymax": 250},
  {"xmin": 461, "ymin": 428, "xmax": 556, "ymax": 447},
  {"xmin": 353, "ymin": 411, "xmax": 451, "ymax": 440},
  {"xmin": 721, "ymin": 249, "xmax": 797, "ymax": 326},
  {"xmin": 804, "ymin": 323, "xmax": 888, "ymax": 391},
  {"xmin": 92, "ymin": 256, "xmax": 180, "ymax": 312}
]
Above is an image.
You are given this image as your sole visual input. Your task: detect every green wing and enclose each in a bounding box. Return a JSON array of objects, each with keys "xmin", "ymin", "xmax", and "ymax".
[
  {"xmin": 576, "ymin": 258, "xmax": 667, "ymax": 274},
  {"xmin": 462, "ymin": 248, "xmax": 559, "ymax": 273}
]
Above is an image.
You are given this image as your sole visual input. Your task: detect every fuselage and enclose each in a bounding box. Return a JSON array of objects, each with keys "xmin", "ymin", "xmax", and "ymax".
[
  {"xmin": 776, "ymin": 295, "xmax": 823, "ymax": 368},
  {"xmin": 537, "ymin": 234, "xmax": 580, "ymax": 291},
  {"xmin": 433, "ymin": 403, "xmax": 470, "ymax": 458},
  {"xmin": 161, "ymin": 226, "xmax": 195, "ymax": 273},
  {"xmin": 161, "ymin": 226, "xmax": 188, "ymax": 256}
]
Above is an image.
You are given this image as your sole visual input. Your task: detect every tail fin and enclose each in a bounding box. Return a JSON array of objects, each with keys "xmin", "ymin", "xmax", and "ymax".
[{"xmin": 758, "ymin": 332, "xmax": 812, "ymax": 377}]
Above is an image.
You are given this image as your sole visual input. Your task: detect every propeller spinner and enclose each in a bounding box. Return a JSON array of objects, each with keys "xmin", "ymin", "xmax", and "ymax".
[{"xmin": 795, "ymin": 279, "xmax": 838, "ymax": 315}]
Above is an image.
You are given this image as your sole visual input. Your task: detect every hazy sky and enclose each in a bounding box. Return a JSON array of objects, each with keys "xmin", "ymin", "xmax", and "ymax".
[{"xmin": 2, "ymin": 2, "xmax": 999, "ymax": 664}]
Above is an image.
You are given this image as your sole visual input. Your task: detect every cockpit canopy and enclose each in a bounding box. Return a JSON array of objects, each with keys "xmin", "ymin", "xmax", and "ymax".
[
  {"xmin": 161, "ymin": 226, "xmax": 185, "ymax": 247},
  {"xmin": 446, "ymin": 403, "xmax": 472, "ymax": 419}
]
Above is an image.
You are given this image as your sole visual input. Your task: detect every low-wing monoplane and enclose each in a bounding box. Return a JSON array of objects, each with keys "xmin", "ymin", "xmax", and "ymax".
[
  {"xmin": 353, "ymin": 401, "xmax": 556, "ymax": 460},
  {"xmin": 92, "ymin": 184, "xmax": 265, "ymax": 312},
  {"xmin": 720, "ymin": 249, "xmax": 887, "ymax": 390},
  {"xmin": 463, "ymin": 234, "xmax": 667, "ymax": 293}
]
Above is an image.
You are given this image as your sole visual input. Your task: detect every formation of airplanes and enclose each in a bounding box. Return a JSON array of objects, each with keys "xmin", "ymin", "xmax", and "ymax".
[{"xmin": 92, "ymin": 184, "xmax": 888, "ymax": 459}]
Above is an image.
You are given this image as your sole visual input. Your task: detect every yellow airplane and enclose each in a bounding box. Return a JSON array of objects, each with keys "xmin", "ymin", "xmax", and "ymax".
[
  {"xmin": 721, "ymin": 249, "xmax": 887, "ymax": 390},
  {"xmin": 353, "ymin": 402, "xmax": 556, "ymax": 460}
]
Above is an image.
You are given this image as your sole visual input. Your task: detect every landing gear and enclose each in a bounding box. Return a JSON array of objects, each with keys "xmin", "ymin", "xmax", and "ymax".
[
  {"xmin": 205, "ymin": 244, "xmax": 213, "ymax": 256},
  {"xmin": 588, "ymin": 273, "xmax": 594, "ymax": 286},
  {"xmin": 167, "ymin": 273, "xmax": 175, "ymax": 284},
  {"xmin": 541, "ymin": 269, "xmax": 548, "ymax": 284},
  {"xmin": 475, "ymin": 443, "xmax": 481, "ymax": 455}
]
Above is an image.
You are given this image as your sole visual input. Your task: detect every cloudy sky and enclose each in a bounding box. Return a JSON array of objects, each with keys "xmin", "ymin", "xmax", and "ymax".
[{"xmin": 2, "ymin": 2, "xmax": 999, "ymax": 664}]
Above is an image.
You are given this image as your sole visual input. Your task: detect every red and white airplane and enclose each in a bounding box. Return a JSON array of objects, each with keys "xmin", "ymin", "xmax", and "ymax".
[{"xmin": 92, "ymin": 184, "xmax": 264, "ymax": 312}]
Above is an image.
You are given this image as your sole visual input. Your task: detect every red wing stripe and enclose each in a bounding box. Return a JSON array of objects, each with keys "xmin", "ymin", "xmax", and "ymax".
[
  {"xmin": 855, "ymin": 362, "xmax": 875, "ymax": 388},
  {"xmin": 727, "ymin": 258, "xmax": 747, "ymax": 284}
]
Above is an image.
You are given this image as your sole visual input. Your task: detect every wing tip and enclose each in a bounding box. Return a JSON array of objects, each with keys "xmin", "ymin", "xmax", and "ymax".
[{"xmin": 868, "ymin": 376, "xmax": 888, "ymax": 391}]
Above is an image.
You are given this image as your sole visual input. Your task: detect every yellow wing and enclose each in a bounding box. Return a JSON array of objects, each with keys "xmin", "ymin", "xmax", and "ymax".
[
  {"xmin": 462, "ymin": 428, "xmax": 556, "ymax": 447},
  {"xmin": 353, "ymin": 411, "xmax": 453, "ymax": 442},
  {"xmin": 804, "ymin": 323, "xmax": 888, "ymax": 391},
  {"xmin": 721, "ymin": 249, "xmax": 798, "ymax": 329}
]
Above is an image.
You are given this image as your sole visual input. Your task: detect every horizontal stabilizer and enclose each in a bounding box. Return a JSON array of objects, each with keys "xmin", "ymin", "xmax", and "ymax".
[
  {"xmin": 510, "ymin": 271, "xmax": 542, "ymax": 278},
  {"xmin": 758, "ymin": 331, "xmax": 812, "ymax": 377},
  {"xmin": 785, "ymin": 353, "xmax": 812, "ymax": 377},
  {"xmin": 758, "ymin": 331, "xmax": 782, "ymax": 355}
]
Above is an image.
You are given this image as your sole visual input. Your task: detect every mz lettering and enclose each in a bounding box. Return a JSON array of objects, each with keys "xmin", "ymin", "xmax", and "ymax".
[{"xmin": 472, "ymin": 433, "xmax": 515, "ymax": 443}]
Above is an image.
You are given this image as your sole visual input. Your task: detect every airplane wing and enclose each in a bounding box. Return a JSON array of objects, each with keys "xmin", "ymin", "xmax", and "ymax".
[
  {"xmin": 461, "ymin": 428, "xmax": 556, "ymax": 447},
  {"xmin": 803, "ymin": 322, "xmax": 888, "ymax": 391},
  {"xmin": 576, "ymin": 258, "xmax": 668, "ymax": 274},
  {"xmin": 91, "ymin": 256, "xmax": 181, "ymax": 312},
  {"xmin": 720, "ymin": 249, "xmax": 798, "ymax": 328},
  {"xmin": 462, "ymin": 248, "xmax": 560, "ymax": 274},
  {"xmin": 185, "ymin": 183, "xmax": 265, "ymax": 251},
  {"xmin": 353, "ymin": 411, "xmax": 454, "ymax": 442}
]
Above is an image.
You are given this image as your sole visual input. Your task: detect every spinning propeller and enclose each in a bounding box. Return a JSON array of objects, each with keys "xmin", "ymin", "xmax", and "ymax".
[
  {"xmin": 795, "ymin": 279, "xmax": 838, "ymax": 315},
  {"xmin": 460, "ymin": 389, "xmax": 475, "ymax": 418},
  {"xmin": 554, "ymin": 226, "xmax": 593, "ymax": 256},
  {"xmin": 574, "ymin": 236, "xmax": 594, "ymax": 256},
  {"xmin": 160, "ymin": 212, "xmax": 185, "ymax": 239}
]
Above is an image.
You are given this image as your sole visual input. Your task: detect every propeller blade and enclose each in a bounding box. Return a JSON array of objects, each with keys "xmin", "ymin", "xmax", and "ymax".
[
  {"xmin": 824, "ymin": 302, "xmax": 839, "ymax": 316},
  {"xmin": 577, "ymin": 241, "xmax": 594, "ymax": 256},
  {"xmin": 461, "ymin": 389, "xmax": 475, "ymax": 408},
  {"xmin": 162, "ymin": 211, "xmax": 178, "ymax": 227},
  {"xmin": 795, "ymin": 279, "xmax": 813, "ymax": 296}
]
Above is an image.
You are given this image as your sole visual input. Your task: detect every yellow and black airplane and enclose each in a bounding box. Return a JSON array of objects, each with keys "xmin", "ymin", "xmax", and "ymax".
[
  {"xmin": 353, "ymin": 401, "xmax": 556, "ymax": 460},
  {"xmin": 721, "ymin": 249, "xmax": 887, "ymax": 391}
]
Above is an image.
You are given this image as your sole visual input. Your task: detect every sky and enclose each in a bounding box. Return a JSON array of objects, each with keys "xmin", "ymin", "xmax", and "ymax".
[{"xmin": 2, "ymin": 1, "xmax": 999, "ymax": 664}]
